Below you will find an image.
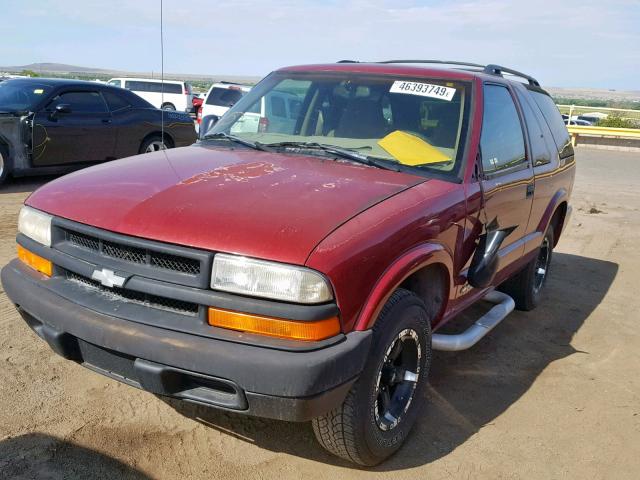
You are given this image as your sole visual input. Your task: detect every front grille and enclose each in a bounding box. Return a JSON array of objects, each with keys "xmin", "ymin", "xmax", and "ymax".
[
  {"xmin": 64, "ymin": 228, "xmax": 201, "ymax": 276},
  {"xmin": 103, "ymin": 240, "xmax": 146, "ymax": 264},
  {"xmin": 68, "ymin": 231, "xmax": 99, "ymax": 251},
  {"xmin": 67, "ymin": 271, "xmax": 199, "ymax": 317}
]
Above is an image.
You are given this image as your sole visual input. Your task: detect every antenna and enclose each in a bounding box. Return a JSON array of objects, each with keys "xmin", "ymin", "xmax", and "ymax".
[{"xmin": 160, "ymin": 0, "xmax": 165, "ymax": 148}]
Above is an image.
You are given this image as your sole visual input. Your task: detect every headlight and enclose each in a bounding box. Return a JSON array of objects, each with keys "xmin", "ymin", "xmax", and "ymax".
[
  {"xmin": 18, "ymin": 206, "xmax": 52, "ymax": 247},
  {"xmin": 211, "ymin": 253, "xmax": 333, "ymax": 304}
]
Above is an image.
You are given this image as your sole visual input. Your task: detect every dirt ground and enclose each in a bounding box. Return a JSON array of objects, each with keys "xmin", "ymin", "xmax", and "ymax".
[{"xmin": 0, "ymin": 147, "xmax": 638, "ymax": 479}]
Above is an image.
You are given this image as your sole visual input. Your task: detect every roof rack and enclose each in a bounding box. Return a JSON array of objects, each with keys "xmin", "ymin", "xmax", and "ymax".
[
  {"xmin": 338, "ymin": 59, "xmax": 540, "ymax": 87},
  {"xmin": 482, "ymin": 64, "xmax": 540, "ymax": 87},
  {"xmin": 376, "ymin": 59, "xmax": 486, "ymax": 69}
]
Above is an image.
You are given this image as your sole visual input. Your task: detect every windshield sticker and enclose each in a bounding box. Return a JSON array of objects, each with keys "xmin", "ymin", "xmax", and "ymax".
[
  {"xmin": 33, "ymin": 89, "xmax": 44, "ymax": 94},
  {"xmin": 390, "ymin": 81, "xmax": 456, "ymax": 101}
]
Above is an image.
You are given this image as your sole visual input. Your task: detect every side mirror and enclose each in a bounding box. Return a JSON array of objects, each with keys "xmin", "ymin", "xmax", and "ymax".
[
  {"xmin": 467, "ymin": 225, "xmax": 515, "ymax": 288},
  {"xmin": 199, "ymin": 115, "xmax": 220, "ymax": 140},
  {"xmin": 50, "ymin": 103, "xmax": 72, "ymax": 119}
]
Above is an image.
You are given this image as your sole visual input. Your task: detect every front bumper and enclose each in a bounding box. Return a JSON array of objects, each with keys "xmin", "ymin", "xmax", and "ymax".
[{"xmin": 1, "ymin": 260, "xmax": 371, "ymax": 421}]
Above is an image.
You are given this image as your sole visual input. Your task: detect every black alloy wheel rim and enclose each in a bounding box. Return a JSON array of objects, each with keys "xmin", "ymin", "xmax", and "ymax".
[
  {"xmin": 534, "ymin": 237, "xmax": 551, "ymax": 293},
  {"xmin": 374, "ymin": 328, "xmax": 421, "ymax": 431}
]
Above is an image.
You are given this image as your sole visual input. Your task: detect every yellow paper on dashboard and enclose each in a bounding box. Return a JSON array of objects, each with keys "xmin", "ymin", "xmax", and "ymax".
[{"xmin": 378, "ymin": 130, "xmax": 450, "ymax": 166}]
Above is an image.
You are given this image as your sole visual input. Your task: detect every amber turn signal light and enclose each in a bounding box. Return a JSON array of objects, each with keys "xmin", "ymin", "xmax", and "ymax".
[
  {"xmin": 208, "ymin": 307, "xmax": 341, "ymax": 341},
  {"xmin": 17, "ymin": 245, "xmax": 53, "ymax": 277}
]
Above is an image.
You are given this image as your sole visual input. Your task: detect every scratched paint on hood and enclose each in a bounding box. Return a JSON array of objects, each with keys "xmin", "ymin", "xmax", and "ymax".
[{"xmin": 27, "ymin": 144, "xmax": 426, "ymax": 264}]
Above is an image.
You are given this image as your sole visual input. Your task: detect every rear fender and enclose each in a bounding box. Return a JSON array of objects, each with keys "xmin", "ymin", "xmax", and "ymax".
[
  {"xmin": 354, "ymin": 243, "xmax": 453, "ymax": 331},
  {"xmin": 537, "ymin": 188, "xmax": 568, "ymax": 234}
]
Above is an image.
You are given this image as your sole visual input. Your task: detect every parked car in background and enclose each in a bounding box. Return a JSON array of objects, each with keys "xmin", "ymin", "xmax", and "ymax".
[
  {"xmin": 0, "ymin": 78, "xmax": 196, "ymax": 184},
  {"xmin": 564, "ymin": 118, "xmax": 592, "ymax": 126},
  {"xmin": 2, "ymin": 61, "xmax": 574, "ymax": 465},
  {"xmin": 192, "ymin": 94, "xmax": 203, "ymax": 113},
  {"xmin": 108, "ymin": 77, "xmax": 194, "ymax": 112},
  {"xmin": 577, "ymin": 113, "xmax": 606, "ymax": 124},
  {"xmin": 201, "ymin": 82, "xmax": 251, "ymax": 120}
]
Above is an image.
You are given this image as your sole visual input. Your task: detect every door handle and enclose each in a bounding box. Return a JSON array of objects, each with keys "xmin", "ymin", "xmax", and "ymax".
[
  {"xmin": 102, "ymin": 118, "xmax": 112, "ymax": 124},
  {"xmin": 526, "ymin": 183, "xmax": 535, "ymax": 198}
]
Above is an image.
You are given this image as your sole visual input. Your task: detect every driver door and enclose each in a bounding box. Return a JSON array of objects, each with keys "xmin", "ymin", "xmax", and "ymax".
[{"xmin": 32, "ymin": 90, "xmax": 115, "ymax": 166}]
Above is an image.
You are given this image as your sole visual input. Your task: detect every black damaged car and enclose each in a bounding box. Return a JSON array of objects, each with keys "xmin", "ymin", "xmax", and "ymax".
[{"xmin": 0, "ymin": 78, "xmax": 196, "ymax": 185}]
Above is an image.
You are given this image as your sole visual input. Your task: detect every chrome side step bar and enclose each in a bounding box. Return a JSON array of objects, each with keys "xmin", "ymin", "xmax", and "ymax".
[{"xmin": 432, "ymin": 290, "xmax": 515, "ymax": 351}]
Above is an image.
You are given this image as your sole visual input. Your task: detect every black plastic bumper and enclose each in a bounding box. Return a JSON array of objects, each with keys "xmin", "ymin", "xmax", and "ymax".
[{"xmin": 1, "ymin": 260, "xmax": 372, "ymax": 421}]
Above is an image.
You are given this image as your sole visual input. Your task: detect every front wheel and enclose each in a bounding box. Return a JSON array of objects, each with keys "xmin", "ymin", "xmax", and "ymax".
[{"xmin": 312, "ymin": 289, "xmax": 432, "ymax": 466}]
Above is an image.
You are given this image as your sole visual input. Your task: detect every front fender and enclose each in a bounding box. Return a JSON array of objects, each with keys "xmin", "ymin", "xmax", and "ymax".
[
  {"xmin": 0, "ymin": 114, "xmax": 31, "ymax": 170},
  {"xmin": 354, "ymin": 243, "xmax": 453, "ymax": 331}
]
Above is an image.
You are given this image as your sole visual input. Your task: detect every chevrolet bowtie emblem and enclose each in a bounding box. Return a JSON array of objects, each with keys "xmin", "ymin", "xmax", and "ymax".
[{"xmin": 91, "ymin": 268, "xmax": 126, "ymax": 288}]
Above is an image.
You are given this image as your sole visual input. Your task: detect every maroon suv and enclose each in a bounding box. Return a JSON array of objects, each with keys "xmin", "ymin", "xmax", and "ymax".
[{"xmin": 2, "ymin": 60, "xmax": 574, "ymax": 465}]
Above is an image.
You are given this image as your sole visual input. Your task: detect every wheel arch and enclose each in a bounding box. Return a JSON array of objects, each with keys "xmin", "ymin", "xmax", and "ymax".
[
  {"xmin": 140, "ymin": 131, "xmax": 175, "ymax": 149},
  {"xmin": 549, "ymin": 201, "xmax": 567, "ymax": 248},
  {"xmin": 536, "ymin": 188, "xmax": 569, "ymax": 248},
  {"xmin": 353, "ymin": 243, "xmax": 453, "ymax": 331}
]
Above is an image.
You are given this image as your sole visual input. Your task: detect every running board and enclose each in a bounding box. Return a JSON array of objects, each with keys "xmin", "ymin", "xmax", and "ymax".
[{"xmin": 432, "ymin": 290, "xmax": 515, "ymax": 351}]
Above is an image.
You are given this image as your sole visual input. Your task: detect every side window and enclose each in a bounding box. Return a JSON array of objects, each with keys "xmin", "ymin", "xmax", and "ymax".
[
  {"xmin": 515, "ymin": 89, "xmax": 551, "ymax": 166},
  {"xmin": 125, "ymin": 80, "xmax": 142, "ymax": 91},
  {"xmin": 103, "ymin": 91, "xmax": 131, "ymax": 112},
  {"xmin": 163, "ymin": 83, "xmax": 182, "ymax": 94},
  {"xmin": 147, "ymin": 82, "xmax": 163, "ymax": 93},
  {"xmin": 270, "ymin": 95, "xmax": 286, "ymax": 118},
  {"xmin": 289, "ymin": 98, "xmax": 302, "ymax": 119},
  {"xmin": 529, "ymin": 91, "xmax": 570, "ymax": 149},
  {"xmin": 48, "ymin": 91, "xmax": 108, "ymax": 113},
  {"xmin": 480, "ymin": 84, "xmax": 526, "ymax": 174}
]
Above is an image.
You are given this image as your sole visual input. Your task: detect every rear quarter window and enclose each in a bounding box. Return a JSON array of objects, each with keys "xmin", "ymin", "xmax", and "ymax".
[
  {"xmin": 528, "ymin": 91, "xmax": 570, "ymax": 150},
  {"xmin": 103, "ymin": 91, "xmax": 131, "ymax": 111}
]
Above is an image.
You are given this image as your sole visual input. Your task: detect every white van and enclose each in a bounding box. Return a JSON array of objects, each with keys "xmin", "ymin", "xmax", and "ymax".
[
  {"xmin": 107, "ymin": 77, "xmax": 194, "ymax": 112},
  {"xmin": 230, "ymin": 90, "xmax": 302, "ymax": 135}
]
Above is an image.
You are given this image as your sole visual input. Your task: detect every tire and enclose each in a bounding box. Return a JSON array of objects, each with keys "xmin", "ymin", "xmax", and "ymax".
[
  {"xmin": 312, "ymin": 289, "xmax": 432, "ymax": 466},
  {"xmin": 161, "ymin": 103, "xmax": 176, "ymax": 111},
  {"xmin": 0, "ymin": 144, "xmax": 11, "ymax": 186},
  {"xmin": 500, "ymin": 225, "xmax": 554, "ymax": 311},
  {"xmin": 139, "ymin": 135, "xmax": 172, "ymax": 154}
]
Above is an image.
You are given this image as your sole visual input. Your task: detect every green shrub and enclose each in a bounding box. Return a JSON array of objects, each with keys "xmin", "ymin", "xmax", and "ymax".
[{"xmin": 597, "ymin": 114, "xmax": 638, "ymax": 129}]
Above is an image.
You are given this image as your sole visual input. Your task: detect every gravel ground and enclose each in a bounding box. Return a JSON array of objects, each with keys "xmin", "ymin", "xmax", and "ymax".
[{"xmin": 0, "ymin": 147, "xmax": 639, "ymax": 479}]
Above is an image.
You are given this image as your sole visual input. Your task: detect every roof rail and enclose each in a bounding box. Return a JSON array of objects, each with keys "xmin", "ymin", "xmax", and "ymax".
[
  {"xmin": 343, "ymin": 59, "xmax": 541, "ymax": 87},
  {"xmin": 376, "ymin": 59, "xmax": 486, "ymax": 69},
  {"xmin": 482, "ymin": 64, "xmax": 540, "ymax": 87}
]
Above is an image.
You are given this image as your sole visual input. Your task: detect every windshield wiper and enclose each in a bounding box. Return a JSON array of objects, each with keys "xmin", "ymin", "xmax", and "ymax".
[
  {"xmin": 202, "ymin": 132, "xmax": 274, "ymax": 152},
  {"xmin": 257, "ymin": 141, "xmax": 400, "ymax": 171}
]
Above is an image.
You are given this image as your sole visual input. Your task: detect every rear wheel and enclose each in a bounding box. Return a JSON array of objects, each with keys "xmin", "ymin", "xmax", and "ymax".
[
  {"xmin": 139, "ymin": 135, "xmax": 172, "ymax": 154},
  {"xmin": 161, "ymin": 103, "xmax": 176, "ymax": 111},
  {"xmin": 0, "ymin": 144, "xmax": 11, "ymax": 186},
  {"xmin": 500, "ymin": 225, "xmax": 554, "ymax": 311},
  {"xmin": 312, "ymin": 289, "xmax": 432, "ymax": 466}
]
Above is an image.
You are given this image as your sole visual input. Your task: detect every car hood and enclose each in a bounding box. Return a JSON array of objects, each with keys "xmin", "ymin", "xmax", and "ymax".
[{"xmin": 27, "ymin": 144, "xmax": 425, "ymax": 264}]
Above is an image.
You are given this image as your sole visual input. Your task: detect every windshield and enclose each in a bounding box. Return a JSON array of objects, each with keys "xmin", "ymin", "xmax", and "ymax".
[
  {"xmin": 0, "ymin": 81, "xmax": 52, "ymax": 112},
  {"xmin": 206, "ymin": 72, "xmax": 471, "ymax": 176}
]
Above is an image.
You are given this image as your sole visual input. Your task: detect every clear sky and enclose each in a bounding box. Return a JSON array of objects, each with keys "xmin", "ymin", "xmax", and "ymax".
[{"xmin": 1, "ymin": 0, "xmax": 638, "ymax": 89}]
